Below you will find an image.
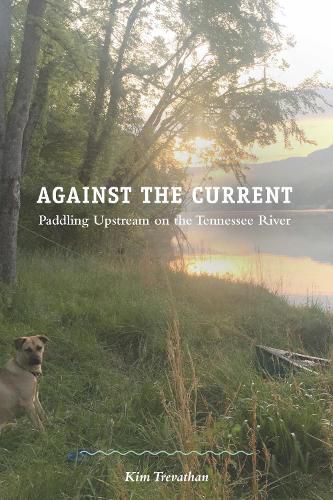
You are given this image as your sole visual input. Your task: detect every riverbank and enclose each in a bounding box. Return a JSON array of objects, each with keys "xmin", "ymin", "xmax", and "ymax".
[{"xmin": 0, "ymin": 252, "xmax": 332, "ymax": 498}]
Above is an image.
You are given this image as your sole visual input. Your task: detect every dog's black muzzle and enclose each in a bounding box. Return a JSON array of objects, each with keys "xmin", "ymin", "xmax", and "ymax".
[{"xmin": 29, "ymin": 357, "xmax": 41, "ymax": 365}]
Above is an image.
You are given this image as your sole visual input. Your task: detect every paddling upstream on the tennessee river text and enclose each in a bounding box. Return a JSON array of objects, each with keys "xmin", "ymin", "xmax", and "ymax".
[{"xmin": 38, "ymin": 214, "xmax": 293, "ymax": 228}]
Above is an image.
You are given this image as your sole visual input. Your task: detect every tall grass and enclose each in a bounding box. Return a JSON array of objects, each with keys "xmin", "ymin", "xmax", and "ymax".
[
  {"xmin": 165, "ymin": 318, "xmax": 199, "ymax": 498},
  {"xmin": 0, "ymin": 251, "xmax": 332, "ymax": 498}
]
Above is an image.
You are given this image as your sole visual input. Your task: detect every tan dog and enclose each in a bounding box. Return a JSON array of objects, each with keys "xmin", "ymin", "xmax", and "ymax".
[{"xmin": 0, "ymin": 335, "xmax": 49, "ymax": 432}]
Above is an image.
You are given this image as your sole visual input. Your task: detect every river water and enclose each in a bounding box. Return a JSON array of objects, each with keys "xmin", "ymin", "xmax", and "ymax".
[{"xmin": 174, "ymin": 210, "xmax": 333, "ymax": 307}]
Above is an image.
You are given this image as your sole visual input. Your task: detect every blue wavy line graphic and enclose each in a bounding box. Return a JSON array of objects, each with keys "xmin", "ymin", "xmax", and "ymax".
[{"xmin": 78, "ymin": 449, "xmax": 253, "ymax": 457}]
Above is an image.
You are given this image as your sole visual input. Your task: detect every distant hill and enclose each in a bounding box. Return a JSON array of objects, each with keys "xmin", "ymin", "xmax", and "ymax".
[
  {"xmin": 188, "ymin": 144, "xmax": 333, "ymax": 210},
  {"xmin": 316, "ymin": 88, "xmax": 333, "ymax": 116}
]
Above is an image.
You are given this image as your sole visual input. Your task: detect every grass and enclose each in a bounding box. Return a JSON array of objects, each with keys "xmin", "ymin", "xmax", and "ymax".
[{"xmin": 0, "ymin": 251, "xmax": 333, "ymax": 499}]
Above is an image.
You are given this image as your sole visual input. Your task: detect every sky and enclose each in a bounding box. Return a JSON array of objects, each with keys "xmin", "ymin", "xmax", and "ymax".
[
  {"xmin": 252, "ymin": 0, "xmax": 333, "ymax": 161},
  {"xmin": 275, "ymin": 0, "xmax": 333, "ymax": 86},
  {"xmin": 178, "ymin": 0, "xmax": 333, "ymax": 164}
]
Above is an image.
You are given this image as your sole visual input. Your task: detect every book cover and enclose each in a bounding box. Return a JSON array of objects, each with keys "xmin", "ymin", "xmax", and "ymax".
[{"xmin": 0, "ymin": 0, "xmax": 332, "ymax": 498}]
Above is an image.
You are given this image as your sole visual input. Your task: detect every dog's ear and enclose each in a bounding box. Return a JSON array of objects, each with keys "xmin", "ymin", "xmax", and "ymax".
[
  {"xmin": 14, "ymin": 337, "xmax": 28, "ymax": 351},
  {"xmin": 37, "ymin": 335, "xmax": 49, "ymax": 344}
]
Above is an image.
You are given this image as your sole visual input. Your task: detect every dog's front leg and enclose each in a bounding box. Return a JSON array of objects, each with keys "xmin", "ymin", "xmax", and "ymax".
[
  {"xmin": 26, "ymin": 404, "xmax": 45, "ymax": 432},
  {"xmin": 35, "ymin": 393, "xmax": 47, "ymax": 422}
]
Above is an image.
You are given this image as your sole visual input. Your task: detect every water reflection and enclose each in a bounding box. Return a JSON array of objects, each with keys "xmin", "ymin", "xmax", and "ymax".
[
  {"xmin": 174, "ymin": 211, "xmax": 333, "ymax": 306},
  {"xmin": 177, "ymin": 253, "xmax": 333, "ymax": 297}
]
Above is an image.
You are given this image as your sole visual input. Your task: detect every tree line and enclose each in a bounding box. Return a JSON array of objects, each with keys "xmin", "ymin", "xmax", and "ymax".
[{"xmin": 0, "ymin": 0, "xmax": 323, "ymax": 284}]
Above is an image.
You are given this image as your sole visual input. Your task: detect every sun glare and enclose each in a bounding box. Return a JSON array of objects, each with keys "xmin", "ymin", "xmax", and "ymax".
[{"xmin": 174, "ymin": 137, "xmax": 215, "ymax": 166}]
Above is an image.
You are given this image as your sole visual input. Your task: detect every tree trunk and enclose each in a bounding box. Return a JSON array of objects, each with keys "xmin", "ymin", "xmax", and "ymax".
[
  {"xmin": 0, "ymin": 180, "xmax": 20, "ymax": 283},
  {"xmin": 79, "ymin": 2, "xmax": 117, "ymax": 185},
  {"xmin": 22, "ymin": 60, "xmax": 55, "ymax": 173},
  {"xmin": 0, "ymin": 0, "xmax": 11, "ymax": 168},
  {"xmin": 79, "ymin": 0, "xmax": 144, "ymax": 184},
  {"xmin": 0, "ymin": 0, "xmax": 46, "ymax": 284}
]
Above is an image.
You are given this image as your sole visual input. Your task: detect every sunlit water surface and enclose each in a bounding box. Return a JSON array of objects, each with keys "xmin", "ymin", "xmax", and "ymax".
[{"xmin": 173, "ymin": 211, "xmax": 333, "ymax": 307}]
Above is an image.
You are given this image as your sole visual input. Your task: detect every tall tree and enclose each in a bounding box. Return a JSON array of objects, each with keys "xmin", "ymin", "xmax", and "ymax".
[
  {"xmin": 79, "ymin": 0, "xmax": 118, "ymax": 184},
  {"xmin": 0, "ymin": 0, "xmax": 47, "ymax": 284},
  {"xmin": 79, "ymin": 0, "xmax": 153, "ymax": 184},
  {"xmin": 75, "ymin": 0, "xmax": 321, "ymax": 186},
  {"xmin": 0, "ymin": 0, "xmax": 11, "ymax": 168}
]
